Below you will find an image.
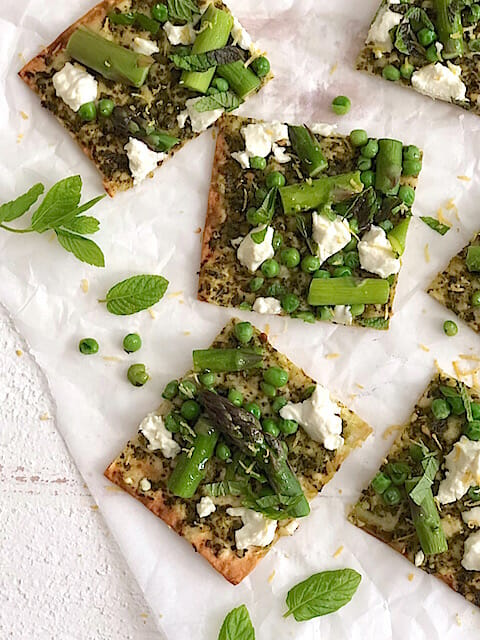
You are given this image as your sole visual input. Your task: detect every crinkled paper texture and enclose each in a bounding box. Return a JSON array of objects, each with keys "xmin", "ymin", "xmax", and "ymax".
[{"xmin": 1, "ymin": 0, "xmax": 480, "ymax": 637}]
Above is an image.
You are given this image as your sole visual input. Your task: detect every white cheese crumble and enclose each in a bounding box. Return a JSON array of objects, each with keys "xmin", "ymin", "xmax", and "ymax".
[
  {"xmin": 282, "ymin": 519, "xmax": 299, "ymax": 536},
  {"xmin": 231, "ymin": 17, "xmax": 253, "ymax": 51},
  {"xmin": 231, "ymin": 151, "xmax": 251, "ymax": 169},
  {"xmin": 124, "ymin": 138, "xmax": 165, "ymax": 185},
  {"xmin": 311, "ymin": 212, "xmax": 351, "ymax": 264},
  {"xmin": 280, "ymin": 384, "xmax": 344, "ymax": 450},
  {"xmin": 196, "ymin": 496, "xmax": 216, "ymax": 518},
  {"xmin": 227, "ymin": 507, "xmax": 277, "ymax": 549},
  {"xmin": 366, "ymin": 4, "xmax": 402, "ymax": 55},
  {"xmin": 358, "ymin": 225, "xmax": 400, "ymax": 278},
  {"xmin": 52, "ymin": 63, "xmax": 98, "ymax": 112},
  {"xmin": 139, "ymin": 413, "xmax": 180, "ymax": 459},
  {"xmin": 163, "ymin": 22, "xmax": 196, "ymax": 45},
  {"xmin": 133, "ymin": 37, "xmax": 160, "ymax": 56},
  {"xmin": 139, "ymin": 478, "xmax": 151, "ymax": 492},
  {"xmin": 177, "ymin": 97, "xmax": 223, "ymax": 133},
  {"xmin": 272, "ymin": 143, "xmax": 291, "ymax": 164},
  {"xmin": 462, "ymin": 507, "xmax": 480, "ymax": 528},
  {"xmin": 237, "ymin": 225, "xmax": 274, "ymax": 272},
  {"xmin": 310, "ymin": 123, "xmax": 337, "ymax": 137},
  {"xmin": 411, "ymin": 62, "xmax": 467, "ymax": 103},
  {"xmin": 252, "ymin": 297, "xmax": 282, "ymax": 315},
  {"xmin": 332, "ymin": 305, "xmax": 353, "ymax": 326},
  {"xmin": 242, "ymin": 122, "xmax": 289, "ymax": 158},
  {"xmin": 462, "ymin": 530, "xmax": 480, "ymax": 571},
  {"xmin": 414, "ymin": 550, "xmax": 425, "ymax": 567},
  {"xmin": 437, "ymin": 436, "xmax": 480, "ymax": 504}
]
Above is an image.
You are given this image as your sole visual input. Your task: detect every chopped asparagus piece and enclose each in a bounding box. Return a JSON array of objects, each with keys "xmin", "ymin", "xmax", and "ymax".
[
  {"xmin": 308, "ymin": 277, "xmax": 390, "ymax": 306},
  {"xmin": 192, "ymin": 348, "xmax": 263, "ymax": 372},
  {"xmin": 405, "ymin": 478, "xmax": 448, "ymax": 555},
  {"xmin": 288, "ymin": 125, "xmax": 328, "ymax": 177},
  {"xmin": 216, "ymin": 60, "xmax": 261, "ymax": 99},
  {"xmin": 279, "ymin": 172, "xmax": 363, "ymax": 214},
  {"xmin": 375, "ymin": 139, "xmax": 403, "ymax": 196}
]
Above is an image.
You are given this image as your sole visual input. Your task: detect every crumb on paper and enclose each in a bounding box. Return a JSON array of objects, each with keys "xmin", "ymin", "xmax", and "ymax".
[
  {"xmin": 102, "ymin": 355, "xmax": 123, "ymax": 363},
  {"xmin": 80, "ymin": 278, "xmax": 89, "ymax": 293},
  {"xmin": 195, "ymin": 227, "xmax": 202, "ymax": 234},
  {"xmin": 18, "ymin": 52, "xmax": 26, "ymax": 63},
  {"xmin": 326, "ymin": 353, "xmax": 340, "ymax": 360},
  {"xmin": 15, "ymin": 349, "xmax": 23, "ymax": 357},
  {"xmin": 140, "ymin": 613, "xmax": 149, "ymax": 619},
  {"xmin": 148, "ymin": 308, "xmax": 156, "ymax": 319},
  {"xmin": 105, "ymin": 485, "xmax": 123, "ymax": 492},
  {"xmin": 268, "ymin": 570, "xmax": 275, "ymax": 584},
  {"xmin": 20, "ymin": 111, "xmax": 28, "ymax": 120},
  {"xmin": 338, "ymin": 488, "xmax": 343, "ymax": 495},
  {"xmin": 460, "ymin": 354, "xmax": 480, "ymax": 361},
  {"xmin": 408, "ymin": 573, "xmax": 414, "ymax": 582},
  {"xmin": 457, "ymin": 175, "xmax": 471, "ymax": 182},
  {"xmin": 40, "ymin": 412, "xmax": 50, "ymax": 421},
  {"xmin": 424, "ymin": 244, "xmax": 430, "ymax": 263},
  {"xmin": 456, "ymin": 614, "xmax": 462, "ymax": 627},
  {"xmin": 333, "ymin": 545, "xmax": 344, "ymax": 558},
  {"xmin": 17, "ymin": 133, "xmax": 24, "ymax": 144},
  {"xmin": 419, "ymin": 344, "xmax": 430, "ymax": 352},
  {"xmin": 90, "ymin": 504, "xmax": 99, "ymax": 511},
  {"xmin": 183, "ymin": 331, "xmax": 191, "ymax": 336},
  {"xmin": 211, "ymin": 129, "xmax": 217, "ymax": 140},
  {"xmin": 348, "ymin": 393, "xmax": 357, "ymax": 401},
  {"xmin": 383, "ymin": 424, "xmax": 402, "ymax": 440},
  {"xmin": 356, "ymin": 383, "xmax": 364, "ymax": 390},
  {"xmin": 330, "ymin": 62, "xmax": 338, "ymax": 74},
  {"xmin": 167, "ymin": 291, "xmax": 184, "ymax": 298},
  {"xmin": 264, "ymin": 323, "xmax": 270, "ymax": 335}
]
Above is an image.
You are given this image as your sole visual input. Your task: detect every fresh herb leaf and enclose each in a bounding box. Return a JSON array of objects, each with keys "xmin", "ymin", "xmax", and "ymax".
[
  {"xmin": 255, "ymin": 187, "xmax": 277, "ymax": 226},
  {"xmin": 343, "ymin": 187, "xmax": 378, "ymax": 232},
  {"xmin": 55, "ymin": 230, "xmax": 105, "ymax": 267},
  {"xmin": 243, "ymin": 493, "xmax": 303, "ymax": 520},
  {"xmin": 101, "ymin": 274, "xmax": 169, "ymax": 315},
  {"xmin": 62, "ymin": 216, "xmax": 100, "ymax": 235},
  {"xmin": 420, "ymin": 216, "xmax": 451, "ymax": 236},
  {"xmin": 31, "ymin": 176, "xmax": 82, "ymax": 232},
  {"xmin": 0, "ymin": 183, "xmax": 44, "ymax": 223},
  {"xmin": 284, "ymin": 569, "xmax": 362, "ymax": 621},
  {"xmin": 439, "ymin": 385, "xmax": 459, "ymax": 398},
  {"xmin": 72, "ymin": 194, "xmax": 106, "ymax": 217},
  {"xmin": 167, "ymin": 0, "xmax": 200, "ymax": 23},
  {"xmin": 295, "ymin": 213, "xmax": 317, "ymax": 255},
  {"xmin": 460, "ymin": 383, "xmax": 473, "ymax": 422},
  {"xmin": 250, "ymin": 226, "xmax": 268, "ymax": 244},
  {"xmin": 170, "ymin": 46, "xmax": 244, "ymax": 71},
  {"xmin": 218, "ymin": 605, "xmax": 255, "ymax": 640},
  {"xmin": 357, "ymin": 317, "xmax": 389, "ymax": 330},
  {"xmin": 408, "ymin": 456, "xmax": 439, "ymax": 506},
  {"xmin": 194, "ymin": 91, "xmax": 242, "ymax": 113},
  {"xmin": 203, "ymin": 481, "xmax": 246, "ymax": 497}
]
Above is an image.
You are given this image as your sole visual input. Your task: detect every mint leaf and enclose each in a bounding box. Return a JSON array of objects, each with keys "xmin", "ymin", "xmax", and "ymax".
[
  {"xmin": 167, "ymin": 0, "xmax": 199, "ymax": 22},
  {"xmin": 255, "ymin": 187, "xmax": 277, "ymax": 225},
  {"xmin": 420, "ymin": 216, "xmax": 450, "ymax": 236},
  {"xmin": 218, "ymin": 605, "xmax": 255, "ymax": 640},
  {"xmin": 0, "ymin": 183, "xmax": 44, "ymax": 223},
  {"xmin": 194, "ymin": 91, "xmax": 242, "ymax": 113},
  {"xmin": 170, "ymin": 46, "xmax": 243, "ymax": 71},
  {"xmin": 56, "ymin": 230, "xmax": 105, "ymax": 267},
  {"xmin": 242, "ymin": 492, "xmax": 302, "ymax": 519},
  {"xmin": 284, "ymin": 569, "xmax": 361, "ymax": 621},
  {"xmin": 62, "ymin": 216, "xmax": 100, "ymax": 235},
  {"xmin": 102, "ymin": 274, "xmax": 169, "ymax": 315},
  {"xmin": 203, "ymin": 481, "xmax": 246, "ymax": 497},
  {"xmin": 31, "ymin": 176, "xmax": 83, "ymax": 232},
  {"xmin": 73, "ymin": 194, "xmax": 106, "ymax": 216},
  {"xmin": 460, "ymin": 383, "xmax": 473, "ymax": 422},
  {"xmin": 408, "ymin": 456, "xmax": 439, "ymax": 506}
]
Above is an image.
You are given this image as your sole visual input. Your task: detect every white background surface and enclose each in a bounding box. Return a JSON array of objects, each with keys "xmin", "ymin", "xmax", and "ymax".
[{"xmin": 1, "ymin": 0, "xmax": 480, "ymax": 638}]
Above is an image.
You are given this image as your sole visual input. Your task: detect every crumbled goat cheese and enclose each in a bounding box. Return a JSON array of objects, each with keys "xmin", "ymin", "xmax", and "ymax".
[
  {"xmin": 124, "ymin": 138, "xmax": 165, "ymax": 185},
  {"xmin": 139, "ymin": 478, "xmax": 151, "ymax": 492},
  {"xmin": 197, "ymin": 496, "xmax": 216, "ymax": 518},
  {"xmin": 272, "ymin": 143, "xmax": 291, "ymax": 164},
  {"xmin": 462, "ymin": 507, "xmax": 480, "ymax": 528},
  {"xmin": 227, "ymin": 507, "xmax": 277, "ymax": 549},
  {"xmin": 252, "ymin": 297, "xmax": 282, "ymax": 315},
  {"xmin": 163, "ymin": 22, "xmax": 196, "ymax": 46},
  {"xmin": 139, "ymin": 413, "xmax": 180, "ymax": 458},
  {"xmin": 177, "ymin": 97, "xmax": 223, "ymax": 133},
  {"xmin": 462, "ymin": 530, "xmax": 480, "ymax": 571},
  {"xmin": 358, "ymin": 225, "xmax": 400, "ymax": 278},
  {"xmin": 437, "ymin": 436, "xmax": 480, "ymax": 504},
  {"xmin": 132, "ymin": 37, "xmax": 160, "ymax": 55},
  {"xmin": 332, "ymin": 305, "xmax": 353, "ymax": 326},
  {"xmin": 312, "ymin": 212, "xmax": 351, "ymax": 264},
  {"xmin": 237, "ymin": 225, "xmax": 274, "ymax": 272},
  {"xmin": 366, "ymin": 4, "xmax": 402, "ymax": 55},
  {"xmin": 231, "ymin": 17, "xmax": 253, "ymax": 51},
  {"xmin": 310, "ymin": 123, "xmax": 337, "ymax": 136},
  {"xmin": 52, "ymin": 63, "xmax": 98, "ymax": 112},
  {"xmin": 411, "ymin": 62, "xmax": 467, "ymax": 103},
  {"xmin": 231, "ymin": 151, "xmax": 251, "ymax": 169}
]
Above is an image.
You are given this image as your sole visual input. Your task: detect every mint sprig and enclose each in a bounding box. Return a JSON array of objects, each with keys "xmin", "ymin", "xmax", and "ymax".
[
  {"xmin": 0, "ymin": 176, "xmax": 105, "ymax": 267},
  {"xmin": 100, "ymin": 274, "xmax": 169, "ymax": 315},
  {"xmin": 218, "ymin": 605, "xmax": 255, "ymax": 640}
]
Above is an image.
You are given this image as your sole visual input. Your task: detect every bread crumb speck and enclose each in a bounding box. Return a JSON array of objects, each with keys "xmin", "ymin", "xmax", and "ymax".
[
  {"xmin": 90, "ymin": 504, "xmax": 99, "ymax": 511},
  {"xmin": 195, "ymin": 227, "xmax": 202, "ymax": 234},
  {"xmin": 140, "ymin": 613, "xmax": 149, "ymax": 619},
  {"xmin": 148, "ymin": 308, "xmax": 156, "ymax": 319},
  {"xmin": 330, "ymin": 62, "xmax": 338, "ymax": 74},
  {"xmin": 17, "ymin": 133, "xmax": 24, "ymax": 143},
  {"xmin": 383, "ymin": 424, "xmax": 402, "ymax": 440},
  {"xmin": 20, "ymin": 111, "xmax": 29, "ymax": 120},
  {"xmin": 333, "ymin": 545, "xmax": 344, "ymax": 558},
  {"xmin": 419, "ymin": 344, "xmax": 430, "ymax": 352},
  {"xmin": 183, "ymin": 331, "xmax": 191, "ymax": 336},
  {"xmin": 268, "ymin": 570, "xmax": 275, "ymax": 584},
  {"xmin": 456, "ymin": 614, "xmax": 461, "ymax": 626},
  {"xmin": 326, "ymin": 353, "xmax": 340, "ymax": 359},
  {"xmin": 15, "ymin": 349, "xmax": 23, "ymax": 357},
  {"xmin": 80, "ymin": 278, "xmax": 89, "ymax": 293},
  {"xmin": 40, "ymin": 412, "xmax": 50, "ymax": 421},
  {"xmin": 102, "ymin": 355, "xmax": 123, "ymax": 362},
  {"xmin": 424, "ymin": 244, "xmax": 430, "ymax": 263},
  {"xmin": 408, "ymin": 573, "xmax": 414, "ymax": 582},
  {"xmin": 457, "ymin": 175, "xmax": 471, "ymax": 182}
]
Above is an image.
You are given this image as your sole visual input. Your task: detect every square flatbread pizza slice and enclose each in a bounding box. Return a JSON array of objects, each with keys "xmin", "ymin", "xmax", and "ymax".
[
  {"xmin": 198, "ymin": 115, "xmax": 423, "ymax": 330},
  {"xmin": 357, "ymin": 0, "xmax": 480, "ymax": 114},
  {"xmin": 105, "ymin": 319, "xmax": 372, "ymax": 584},
  {"xmin": 19, "ymin": 0, "xmax": 271, "ymax": 196},
  {"xmin": 349, "ymin": 372, "xmax": 480, "ymax": 608},
  {"xmin": 428, "ymin": 232, "xmax": 480, "ymax": 333}
]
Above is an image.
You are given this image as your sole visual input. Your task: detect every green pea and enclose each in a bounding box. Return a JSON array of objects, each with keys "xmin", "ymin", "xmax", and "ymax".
[
  {"xmin": 213, "ymin": 77, "xmax": 229, "ymax": 92},
  {"xmin": 78, "ymin": 102, "xmax": 97, "ymax": 122},
  {"xmin": 333, "ymin": 266, "xmax": 352, "ymax": 278},
  {"xmin": 279, "ymin": 418, "xmax": 299, "ymax": 435},
  {"xmin": 263, "ymin": 366, "xmax": 289, "ymax": 388},
  {"xmin": 252, "ymin": 56, "xmax": 271, "ymax": 78},
  {"xmin": 344, "ymin": 251, "xmax": 359, "ymax": 269},
  {"xmin": 403, "ymin": 159, "xmax": 422, "ymax": 177},
  {"xmin": 431, "ymin": 398, "xmax": 451, "ymax": 419},
  {"xmin": 239, "ymin": 302, "xmax": 252, "ymax": 311},
  {"xmin": 471, "ymin": 403, "xmax": 480, "ymax": 420},
  {"xmin": 383, "ymin": 485, "xmax": 401, "ymax": 506},
  {"xmin": 331, "ymin": 95, "xmax": 351, "ymax": 115},
  {"xmin": 403, "ymin": 145, "xmax": 421, "ymax": 161},
  {"xmin": 262, "ymin": 418, "xmax": 280, "ymax": 437},
  {"xmin": 281, "ymin": 293, "xmax": 300, "ymax": 314},
  {"xmin": 313, "ymin": 269, "xmax": 331, "ymax": 279},
  {"xmin": 79, "ymin": 338, "xmax": 99, "ymax": 355},
  {"xmin": 382, "ymin": 64, "xmax": 400, "ymax": 82},
  {"xmin": 216, "ymin": 442, "xmax": 231, "ymax": 461},
  {"xmin": 294, "ymin": 310, "xmax": 316, "ymax": 323},
  {"xmin": 301, "ymin": 254, "xmax": 321, "ymax": 274},
  {"xmin": 398, "ymin": 185, "xmax": 415, "ymax": 206},
  {"xmin": 228, "ymin": 388, "xmax": 243, "ymax": 407},
  {"xmin": 272, "ymin": 232, "xmax": 283, "ymax": 251},
  {"xmin": 418, "ymin": 28, "xmax": 437, "ymax": 47},
  {"xmin": 249, "ymin": 276, "xmax": 264, "ymax": 292},
  {"xmin": 245, "ymin": 401, "xmax": 261, "ymax": 419},
  {"xmin": 123, "ymin": 332, "xmax": 142, "ymax": 353},
  {"xmin": 472, "ymin": 291, "xmax": 480, "ymax": 307},
  {"xmin": 162, "ymin": 379, "xmax": 179, "ymax": 400},
  {"xmin": 327, "ymin": 252, "xmax": 344, "ymax": 266},
  {"xmin": 317, "ymin": 306, "xmax": 333, "ymax": 321},
  {"xmin": 425, "ymin": 43, "xmax": 439, "ymax": 63},
  {"xmin": 261, "ymin": 381, "xmax": 277, "ymax": 398},
  {"xmin": 127, "ymin": 363, "xmax": 149, "ymax": 387},
  {"xmin": 266, "ymin": 171, "xmax": 286, "ymax": 188},
  {"xmin": 360, "ymin": 170, "xmax": 375, "ymax": 188},
  {"xmin": 468, "ymin": 486, "xmax": 480, "ymax": 501},
  {"xmin": 165, "ymin": 412, "xmax": 180, "ymax": 433},
  {"xmin": 361, "ymin": 139, "xmax": 379, "ymax": 159},
  {"xmin": 281, "ymin": 247, "xmax": 301, "ymax": 268},
  {"xmin": 98, "ymin": 98, "xmax": 115, "ymax": 118},
  {"xmin": 206, "ymin": 86, "xmax": 219, "ymax": 95},
  {"xmin": 464, "ymin": 420, "xmax": 480, "ymax": 441},
  {"xmin": 151, "ymin": 2, "xmax": 168, "ymax": 22},
  {"xmin": 357, "ymin": 156, "xmax": 372, "ymax": 171},
  {"xmin": 181, "ymin": 399, "xmax": 201, "ymax": 421},
  {"xmin": 250, "ymin": 156, "xmax": 267, "ymax": 170},
  {"xmin": 234, "ymin": 321, "xmax": 254, "ymax": 344},
  {"xmin": 255, "ymin": 187, "xmax": 268, "ymax": 205},
  {"xmin": 400, "ymin": 61, "xmax": 414, "ymax": 80},
  {"xmin": 178, "ymin": 379, "xmax": 197, "ymax": 399},
  {"xmin": 350, "ymin": 303, "xmax": 365, "ymax": 317},
  {"xmin": 386, "ymin": 462, "xmax": 410, "ymax": 485},
  {"xmin": 272, "ymin": 396, "xmax": 288, "ymax": 413},
  {"xmin": 261, "ymin": 259, "xmax": 280, "ymax": 278},
  {"xmin": 443, "ymin": 320, "xmax": 458, "ymax": 337},
  {"xmin": 349, "ymin": 129, "xmax": 368, "ymax": 147},
  {"xmin": 199, "ymin": 372, "xmax": 216, "ymax": 388},
  {"xmin": 371, "ymin": 472, "xmax": 392, "ymax": 495}
]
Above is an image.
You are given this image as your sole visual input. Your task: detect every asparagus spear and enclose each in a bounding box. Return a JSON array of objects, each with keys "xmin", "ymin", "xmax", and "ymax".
[
  {"xmin": 167, "ymin": 416, "xmax": 219, "ymax": 499},
  {"xmin": 433, "ymin": 0, "xmax": 464, "ymax": 59},
  {"xmin": 279, "ymin": 172, "xmax": 363, "ymax": 214},
  {"xmin": 405, "ymin": 478, "xmax": 448, "ymax": 555},
  {"xmin": 308, "ymin": 277, "xmax": 390, "ymax": 306},
  {"xmin": 466, "ymin": 245, "xmax": 480, "ymax": 272},
  {"xmin": 200, "ymin": 390, "xmax": 310, "ymax": 518},
  {"xmin": 375, "ymin": 139, "xmax": 403, "ymax": 196},
  {"xmin": 181, "ymin": 6, "xmax": 233, "ymax": 94},
  {"xmin": 387, "ymin": 217, "xmax": 411, "ymax": 256},
  {"xmin": 288, "ymin": 125, "xmax": 328, "ymax": 177},
  {"xmin": 216, "ymin": 60, "xmax": 260, "ymax": 99},
  {"xmin": 192, "ymin": 348, "xmax": 263, "ymax": 373},
  {"xmin": 67, "ymin": 27, "xmax": 153, "ymax": 87}
]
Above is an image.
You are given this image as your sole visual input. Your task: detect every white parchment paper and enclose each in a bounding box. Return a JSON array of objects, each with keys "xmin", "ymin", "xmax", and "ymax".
[{"xmin": 2, "ymin": 0, "xmax": 480, "ymax": 637}]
